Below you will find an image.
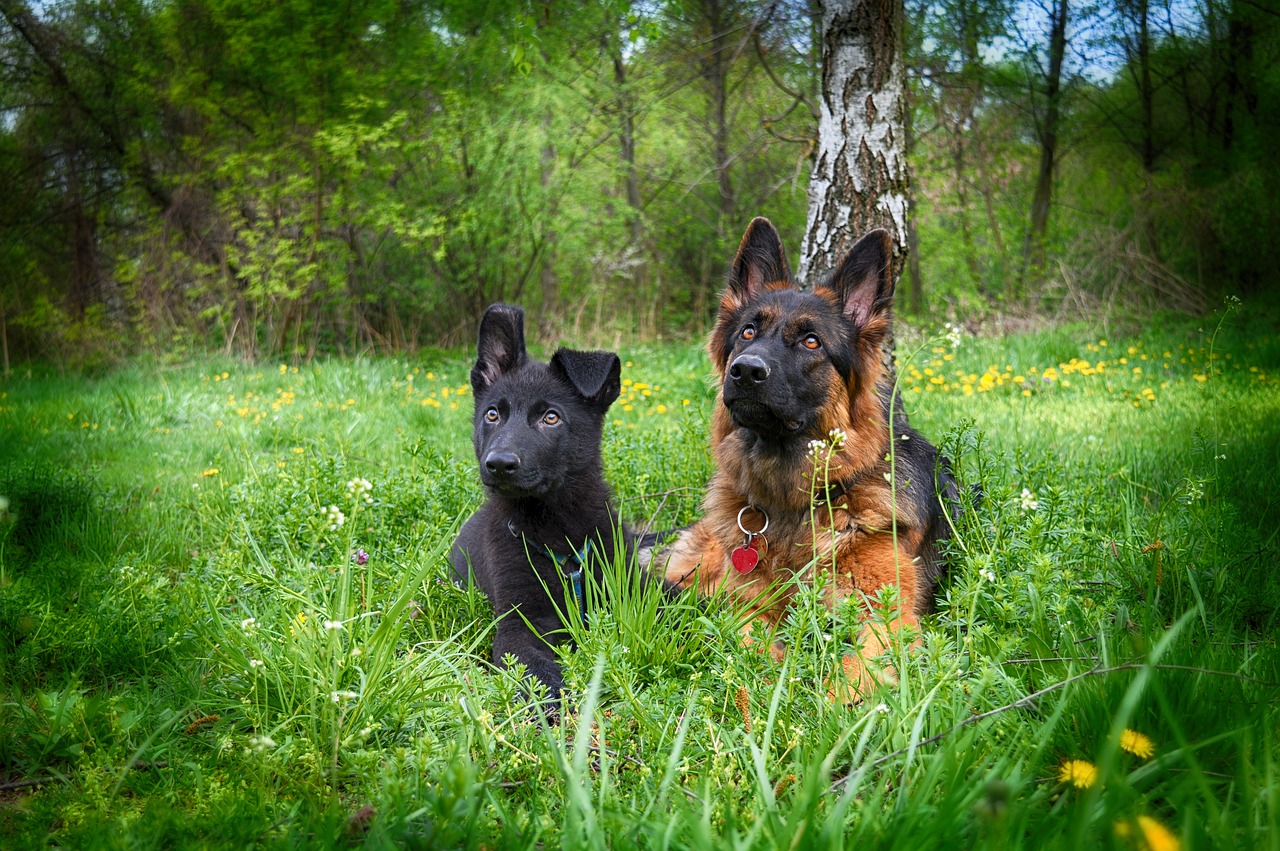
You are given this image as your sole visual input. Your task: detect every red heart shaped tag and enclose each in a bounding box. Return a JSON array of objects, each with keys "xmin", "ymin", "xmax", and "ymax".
[{"xmin": 731, "ymin": 545, "xmax": 759, "ymax": 574}]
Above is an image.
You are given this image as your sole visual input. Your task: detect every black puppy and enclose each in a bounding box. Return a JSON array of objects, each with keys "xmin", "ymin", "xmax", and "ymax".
[{"xmin": 450, "ymin": 304, "xmax": 631, "ymax": 704}]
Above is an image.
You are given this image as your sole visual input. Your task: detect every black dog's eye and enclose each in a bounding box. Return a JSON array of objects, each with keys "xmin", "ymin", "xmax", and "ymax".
[
  {"xmin": 484, "ymin": 407, "xmax": 499, "ymax": 423},
  {"xmin": 802, "ymin": 334, "xmax": 821, "ymax": 350},
  {"xmin": 542, "ymin": 410, "xmax": 560, "ymax": 426},
  {"xmin": 741, "ymin": 324, "xmax": 756, "ymax": 341}
]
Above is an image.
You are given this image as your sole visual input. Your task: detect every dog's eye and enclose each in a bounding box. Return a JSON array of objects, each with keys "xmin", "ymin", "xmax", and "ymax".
[
  {"xmin": 803, "ymin": 334, "xmax": 821, "ymax": 350},
  {"xmin": 542, "ymin": 410, "xmax": 560, "ymax": 426},
  {"xmin": 741, "ymin": 324, "xmax": 756, "ymax": 341},
  {"xmin": 484, "ymin": 407, "xmax": 499, "ymax": 423}
]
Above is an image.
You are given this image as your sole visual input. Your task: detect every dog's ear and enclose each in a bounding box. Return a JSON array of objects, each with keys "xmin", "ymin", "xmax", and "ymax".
[
  {"xmin": 828, "ymin": 228, "xmax": 894, "ymax": 340},
  {"xmin": 472, "ymin": 304, "xmax": 527, "ymax": 393},
  {"xmin": 550, "ymin": 349, "xmax": 622, "ymax": 411},
  {"xmin": 724, "ymin": 217, "xmax": 791, "ymax": 308}
]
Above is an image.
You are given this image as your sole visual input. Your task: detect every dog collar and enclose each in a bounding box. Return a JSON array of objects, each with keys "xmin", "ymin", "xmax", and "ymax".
[
  {"xmin": 546, "ymin": 539, "xmax": 593, "ymax": 629},
  {"xmin": 505, "ymin": 519, "xmax": 594, "ymax": 629}
]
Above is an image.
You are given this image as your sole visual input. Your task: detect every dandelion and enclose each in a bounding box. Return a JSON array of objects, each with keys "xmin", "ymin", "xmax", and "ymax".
[
  {"xmin": 323, "ymin": 619, "xmax": 344, "ymax": 631},
  {"xmin": 1119, "ymin": 728, "xmax": 1155, "ymax": 760},
  {"xmin": 325, "ymin": 505, "xmax": 345, "ymax": 530},
  {"xmin": 1058, "ymin": 759, "xmax": 1097, "ymax": 789},
  {"xmin": 240, "ymin": 617, "xmax": 257, "ymax": 632},
  {"xmin": 1019, "ymin": 488, "xmax": 1039, "ymax": 512},
  {"xmin": 352, "ymin": 548, "xmax": 369, "ymax": 566},
  {"xmin": 1135, "ymin": 815, "xmax": 1180, "ymax": 851},
  {"xmin": 1116, "ymin": 816, "xmax": 1180, "ymax": 851},
  {"xmin": 201, "ymin": 467, "xmax": 219, "ymax": 478}
]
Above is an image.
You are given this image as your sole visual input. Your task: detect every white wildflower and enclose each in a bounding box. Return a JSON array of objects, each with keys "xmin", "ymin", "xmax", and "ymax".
[
  {"xmin": 874, "ymin": 703, "xmax": 891, "ymax": 715},
  {"xmin": 248, "ymin": 658, "xmax": 265, "ymax": 670},
  {"xmin": 240, "ymin": 617, "xmax": 257, "ymax": 632},
  {"xmin": 248, "ymin": 735, "xmax": 276, "ymax": 752},
  {"xmin": 323, "ymin": 619, "xmax": 344, "ymax": 631},
  {"xmin": 345, "ymin": 477, "xmax": 373, "ymax": 505},
  {"xmin": 325, "ymin": 505, "xmax": 345, "ymax": 530},
  {"xmin": 979, "ymin": 569, "xmax": 996, "ymax": 583},
  {"xmin": 330, "ymin": 690, "xmax": 358, "ymax": 704},
  {"xmin": 1019, "ymin": 488, "xmax": 1039, "ymax": 512}
]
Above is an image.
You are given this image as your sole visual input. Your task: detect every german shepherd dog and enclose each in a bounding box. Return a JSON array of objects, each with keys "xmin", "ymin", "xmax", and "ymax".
[
  {"xmin": 450, "ymin": 304, "xmax": 633, "ymax": 705},
  {"xmin": 661, "ymin": 218, "xmax": 957, "ymax": 700}
]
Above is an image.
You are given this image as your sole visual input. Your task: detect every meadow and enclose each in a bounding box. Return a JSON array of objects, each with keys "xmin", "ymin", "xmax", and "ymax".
[{"xmin": 1, "ymin": 303, "xmax": 1278, "ymax": 849}]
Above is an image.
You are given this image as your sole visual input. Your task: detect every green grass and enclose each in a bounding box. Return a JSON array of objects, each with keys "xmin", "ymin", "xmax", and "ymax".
[{"xmin": 1, "ymin": 304, "xmax": 1278, "ymax": 848}]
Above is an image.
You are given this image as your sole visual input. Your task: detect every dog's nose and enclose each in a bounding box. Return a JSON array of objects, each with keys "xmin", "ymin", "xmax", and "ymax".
[
  {"xmin": 484, "ymin": 451, "xmax": 521, "ymax": 476},
  {"xmin": 729, "ymin": 354, "xmax": 770, "ymax": 385}
]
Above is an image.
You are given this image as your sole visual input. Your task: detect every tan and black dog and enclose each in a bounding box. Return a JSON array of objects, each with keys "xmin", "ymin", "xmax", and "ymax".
[{"xmin": 661, "ymin": 217, "xmax": 957, "ymax": 700}]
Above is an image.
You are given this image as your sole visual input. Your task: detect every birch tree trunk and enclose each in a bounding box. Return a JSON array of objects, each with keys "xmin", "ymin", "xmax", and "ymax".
[
  {"xmin": 1019, "ymin": 0, "xmax": 1068, "ymax": 290},
  {"xmin": 797, "ymin": 0, "xmax": 909, "ymax": 287}
]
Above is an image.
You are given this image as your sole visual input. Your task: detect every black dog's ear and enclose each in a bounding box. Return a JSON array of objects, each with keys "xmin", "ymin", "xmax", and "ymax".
[
  {"xmin": 828, "ymin": 228, "xmax": 894, "ymax": 336},
  {"xmin": 550, "ymin": 349, "xmax": 622, "ymax": 410},
  {"xmin": 472, "ymin": 304, "xmax": 528, "ymax": 393},
  {"xmin": 725, "ymin": 217, "xmax": 791, "ymax": 309}
]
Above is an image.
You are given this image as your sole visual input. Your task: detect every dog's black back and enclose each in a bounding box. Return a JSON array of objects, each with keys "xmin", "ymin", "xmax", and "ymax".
[{"xmin": 450, "ymin": 304, "xmax": 625, "ymax": 701}]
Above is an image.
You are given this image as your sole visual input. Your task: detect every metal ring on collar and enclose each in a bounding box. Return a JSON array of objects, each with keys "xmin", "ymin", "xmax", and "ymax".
[{"xmin": 736, "ymin": 505, "xmax": 769, "ymax": 536}]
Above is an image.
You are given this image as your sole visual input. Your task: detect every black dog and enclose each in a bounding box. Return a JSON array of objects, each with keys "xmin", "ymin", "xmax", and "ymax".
[{"xmin": 450, "ymin": 304, "xmax": 635, "ymax": 704}]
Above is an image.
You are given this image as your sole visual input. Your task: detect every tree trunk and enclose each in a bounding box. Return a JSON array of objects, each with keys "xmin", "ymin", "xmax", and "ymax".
[
  {"xmin": 974, "ymin": 131, "xmax": 1005, "ymax": 260},
  {"xmin": 537, "ymin": 1, "xmax": 558, "ymax": 339},
  {"xmin": 612, "ymin": 41, "xmax": 643, "ymax": 246},
  {"xmin": 798, "ymin": 0, "xmax": 909, "ymax": 290},
  {"xmin": 0, "ymin": 297, "xmax": 9, "ymax": 375},
  {"xmin": 949, "ymin": 115, "xmax": 982, "ymax": 291},
  {"xmin": 703, "ymin": 0, "xmax": 735, "ymax": 237},
  {"xmin": 1134, "ymin": 0, "xmax": 1160, "ymax": 262},
  {"xmin": 1019, "ymin": 0, "xmax": 1068, "ymax": 291}
]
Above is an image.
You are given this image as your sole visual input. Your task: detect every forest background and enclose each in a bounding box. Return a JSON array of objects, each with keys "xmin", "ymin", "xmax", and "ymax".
[{"xmin": 1, "ymin": 0, "xmax": 1276, "ymax": 369}]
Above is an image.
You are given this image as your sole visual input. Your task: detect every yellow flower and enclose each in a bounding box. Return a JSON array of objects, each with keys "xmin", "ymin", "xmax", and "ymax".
[
  {"xmin": 1115, "ymin": 816, "xmax": 1180, "ymax": 851},
  {"xmin": 201, "ymin": 468, "xmax": 219, "ymax": 478},
  {"xmin": 1058, "ymin": 759, "xmax": 1097, "ymax": 789},
  {"xmin": 1120, "ymin": 729, "xmax": 1155, "ymax": 759},
  {"xmin": 1136, "ymin": 816, "xmax": 1180, "ymax": 851}
]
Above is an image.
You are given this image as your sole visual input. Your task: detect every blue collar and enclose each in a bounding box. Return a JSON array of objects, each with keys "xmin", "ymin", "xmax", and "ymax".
[{"xmin": 546, "ymin": 539, "xmax": 593, "ymax": 629}]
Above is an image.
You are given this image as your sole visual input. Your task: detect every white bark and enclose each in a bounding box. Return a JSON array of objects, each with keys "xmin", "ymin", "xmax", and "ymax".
[{"xmin": 797, "ymin": 0, "xmax": 909, "ymax": 285}]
